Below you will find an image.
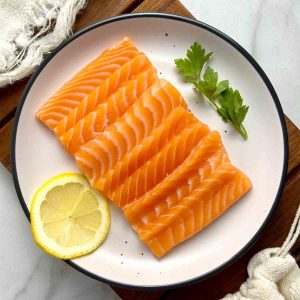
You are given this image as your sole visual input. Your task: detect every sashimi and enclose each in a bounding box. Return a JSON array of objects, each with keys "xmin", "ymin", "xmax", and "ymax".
[
  {"xmin": 53, "ymin": 53, "xmax": 154, "ymax": 139},
  {"xmin": 36, "ymin": 37, "xmax": 139, "ymax": 130},
  {"xmin": 96, "ymin": 107, "xmax": 201, "ymax": 192},
  {"xmin": 108, "ymin": 123, "xmax": 210, "ymax": 208},
  {"xmin": 60, "ymin": 68, "xmax": 158, "ymax": 154},
  {"xmin": 74, "ymin": 79, "xmax": 187, "ymax": 186},
  {"xmin": 35, "ymin": 37, "xmax": 252, "ymax": 259},
  {"xmin": 141, "ymin": 164, "xmax": 252, "ymax": 257},
  {"xmin": 124, "ymin": 132, "xmax": 228, "ymax": 226}
]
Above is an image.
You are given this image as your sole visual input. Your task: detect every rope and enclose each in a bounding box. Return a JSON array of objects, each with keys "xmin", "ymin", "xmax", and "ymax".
[{"xmin": 223, "ymin": 205, "xmax": 300, "ymax": 300}]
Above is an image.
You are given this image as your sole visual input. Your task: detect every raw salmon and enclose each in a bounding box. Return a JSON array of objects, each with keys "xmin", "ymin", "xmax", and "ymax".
[
  {"xmin": 129, "ymin": 150, "xmax": 230, "ymax": 231},
  {"xmin": 108, "ymin": 123, "xmax": 210, "ymax": 208},
  {"xmin": 124, "ymin": 131, "xmax": 228, "ymax": 225},
  {"xmin": 74, "ymin": 79, "xmax": 187, "ymax": 186},
  {"xmin": 36, "ymin": 37, "xmax": 252, "ymax": 258},
  {"xmin": 54, "ymin": 53, "xmax": 154, "ymax": 140},
  {"xmin": 60, "ymin": 68, "xmax": 158, "ymax": 154},
  {"xmin": 96, "ymin": 107, "xmax": 201, "ymax": 192},
  {"xmin": 36, "ymin": 37, "xmax": 139, "ymax": 130},
  {"xmin": 141, "ymin": 164, "xmax": 252, "ymax": 257}
]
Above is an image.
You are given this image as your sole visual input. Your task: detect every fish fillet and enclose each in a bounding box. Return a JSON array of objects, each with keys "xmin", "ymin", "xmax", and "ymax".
[
  {"xmin": 36, "ymin": 37, "xmax": 139, "ymax": 130},
  {"xmin": 142, "ymin": 164, "xmax": 252, "ymax": 257},
  {"xmin": 74, "ymin": 79, "xmax": 187, "ymax": 186},
  {"xmin": 60, "ymin": 68, "xmax": 158, "ymax": 154},
  {"xmin": 108, "ymin": 123, "xmax": 210, "ymax": 208},
  {"xmin": 96, "ymin": 107, "xmax": 201, "ymax": 192},
  {"xmin": 54, "ymin": 53, "xmax": 154, "ymax": 139},
  {"xmin": 35, "ymin": 37, "xmax": 252, "ymax": 259}
]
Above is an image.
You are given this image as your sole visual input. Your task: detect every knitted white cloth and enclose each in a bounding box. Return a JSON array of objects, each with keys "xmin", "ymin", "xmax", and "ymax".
[
  {"xmin": 0, "ymin": 0, "xmax": 87, "ymax": 87},
  {"xmin": 223, "ymin": 205, "xmax": 300, "ymax": 300}
]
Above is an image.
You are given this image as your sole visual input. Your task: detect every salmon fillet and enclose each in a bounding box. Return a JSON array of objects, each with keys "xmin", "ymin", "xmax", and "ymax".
[
  {"xmin": 142, "ymin": 164, "xmax": 252, "ymax": 257},
  {"xmin": 74, "ymin": 79, "xmax": 187, "ymax": 187},
  {"xmin": 53, "ymin": 53, "xmax": 154, "ymax": 140},
  {"xmin": 108, "ymin": 123, "xmax": 210, "ymax": 208},
  {"xmin": 96, "ymin": 107, "xmax": 201, "ymax": 192},
  {"xmin": 60, "ymin": 68, "xmax": 158, "ymax": 154},
  {"xmin": 124, "ymin": 131, "xmax": 227, "ymax": 225},
  {"xmin": 36, "ymin": 37, "xmax": 252, "ymax": 258},
  {"xmin": 36, "ymin": 37, "xmax": 139, "ymax": 130}
]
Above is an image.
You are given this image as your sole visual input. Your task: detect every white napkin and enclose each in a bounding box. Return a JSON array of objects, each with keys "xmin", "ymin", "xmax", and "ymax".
[
  {"xmin": 0, "ymin": 163, "xmax": 120, "ymax": 299},
  {"xmin": 0, "ymin": 0, "xmax": 86, "ymax": 87}
]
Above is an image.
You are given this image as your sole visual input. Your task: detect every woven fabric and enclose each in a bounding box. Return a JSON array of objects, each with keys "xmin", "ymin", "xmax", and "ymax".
[
  {"xmin": 0, "ymin": 0, "xmax": 87, "ymax": 87},
  {"xmin": 223, "ymin": 205, "xmax": 300, "ymax": 300}
]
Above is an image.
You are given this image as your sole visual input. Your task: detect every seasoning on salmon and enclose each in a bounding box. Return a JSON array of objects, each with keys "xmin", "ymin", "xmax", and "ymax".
[{"xmin": 36, "ymin": 37, "xmax": 252, "ymax": 259}]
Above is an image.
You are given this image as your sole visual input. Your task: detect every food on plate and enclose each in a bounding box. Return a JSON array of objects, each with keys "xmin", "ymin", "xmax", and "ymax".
[
  {"xmin": 61, "ymin": 68, "xmax": 158, "ymax": 154},
  {"xmin": 74, "ymin": 79, "xmax": 188, "ymax": 189},
  {"xmin": 36, "ymin": 37, "xmax": 139, "ymax": 130},
  {"xmin": 36, "ymin": 38, "xmax": 252, "ymax": 258},
  {"xmin": 30, "ymin": 173, "xmax": 110, "ymax": 259},
  {"xmin": 175, "ymin": 42, "xmax": 249, "ymax": 139},
  {"xmin": 53, "ymin": 52, "xmax": 153, "ymax": 141}
]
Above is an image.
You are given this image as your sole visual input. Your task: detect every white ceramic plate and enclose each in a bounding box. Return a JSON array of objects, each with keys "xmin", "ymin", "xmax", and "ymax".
[{"xmin": 12, "ymin": 13, "xmax": 288, "ymax": 289}]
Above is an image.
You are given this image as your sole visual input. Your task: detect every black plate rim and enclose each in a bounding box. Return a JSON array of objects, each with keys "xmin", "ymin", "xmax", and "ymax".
[{"xmin": 11, "ymin": 12, "xmax": 289, "ymax": 290}]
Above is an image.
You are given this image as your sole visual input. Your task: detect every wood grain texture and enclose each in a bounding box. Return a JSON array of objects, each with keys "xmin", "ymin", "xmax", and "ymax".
[
  {"xmin": 0, "ymin": 119, "xmax": 13, "ymax": 172},
  {"xmin": 286, "ymin": 117, "xmax": 300, "ymax": 174},
  {"xmin": 74, "ymin": 0, "xmax": 139, "ymax": 31}
]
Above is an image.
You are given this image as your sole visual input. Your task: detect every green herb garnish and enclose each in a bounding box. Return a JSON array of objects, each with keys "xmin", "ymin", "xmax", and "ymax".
[{"xmin": 175, "ymin": 42, "xmax": 249, "ymax": 139}]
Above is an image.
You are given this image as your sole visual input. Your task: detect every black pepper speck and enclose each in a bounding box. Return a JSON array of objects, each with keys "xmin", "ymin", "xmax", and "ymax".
[
  {"xmin": 141, "ymin": 253, "xmax": 144, "ymax": 255},
  {"xmin": 173, "ymin": 44, "xmax": 176, "ymax": 47},
  {"xmin": 225, "ymin": 130, "xmax": 228, "ymax": 133},
  {"xmin": 165, "ymin": 33, "xmax": 168, "ymax": 36},
  {"xmin": 125, "ymin": 241, "xmax": 128, "ymax": 244},
  {"xmin": 121, "ymin": 262, "xmax": 124, "ymax": 264},
  {"xmin": 120, "ymin": 253, "xmax": 123, "ymax": 256}
]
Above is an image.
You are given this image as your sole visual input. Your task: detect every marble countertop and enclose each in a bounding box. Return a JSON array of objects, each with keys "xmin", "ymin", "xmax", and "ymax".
[{"xmin": 181, "ymin": 0, "xmax": 300, "ymax": 129}]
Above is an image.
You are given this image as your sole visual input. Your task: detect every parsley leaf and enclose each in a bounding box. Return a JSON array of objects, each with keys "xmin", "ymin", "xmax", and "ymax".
[
  {"xmin": 175, "ymin": 42, "xmax": 249, "ymax": 139},
  {"xmin": 174, "ymin": 42, "xmax": 212, "ymax": 83}
]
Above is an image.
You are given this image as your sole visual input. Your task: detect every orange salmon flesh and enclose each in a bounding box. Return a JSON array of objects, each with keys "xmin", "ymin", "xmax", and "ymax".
[{"xmin": 36, "ymin": 37, "xmax": 252, "ymax": 258}]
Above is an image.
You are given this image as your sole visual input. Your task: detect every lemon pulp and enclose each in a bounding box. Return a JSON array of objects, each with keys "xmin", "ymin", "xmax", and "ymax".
[{"xmin": 30, "ymin": 173, "xmax": 110, "ymax": 259}]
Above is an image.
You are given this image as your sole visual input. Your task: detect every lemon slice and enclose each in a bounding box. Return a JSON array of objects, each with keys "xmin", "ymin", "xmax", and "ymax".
[{"xmin": 30, "ymin": 173, "xmax": 110, "ymax": 259}]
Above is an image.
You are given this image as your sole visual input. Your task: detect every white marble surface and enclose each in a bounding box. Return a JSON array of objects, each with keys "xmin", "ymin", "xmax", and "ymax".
[
  {"xmin": 0, "ymin": 163, "xmax": 120, "ymax": 300},
  {"xmin": 180, "ymin": 0, "xmax": 300, "ymax": 129}
]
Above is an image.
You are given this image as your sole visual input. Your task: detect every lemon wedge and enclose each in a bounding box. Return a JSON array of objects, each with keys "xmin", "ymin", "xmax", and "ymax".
[{"xmin": 30, "ymin": 173, "xmax": 110, "ymax": 259}]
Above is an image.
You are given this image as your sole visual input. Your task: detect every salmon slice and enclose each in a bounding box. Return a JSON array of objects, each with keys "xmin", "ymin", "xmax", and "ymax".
[
  {"xmin": 124, "ymin": 131, "xmax": 224, "ymax": 222},
  {"xmin": 60, "ymin": 68, "xmax": 158, "ymax": 154},
  {"xmin": 96, "ymin": 107, "xmax": 201, "ymax": 192},
  {"xmin": 141, "ymin": 164, "xmax": 252, "ymax": 257},
  {"xmin": 53, "ymin": 53, "xmax": 154, "ymax": 139},
  {"xmin": 127, "ymin": 148, "xmax": 229, "ymax": 231},
  {"xmin": 74, "ymin": 79, "xmax": 187, "ymax": 186},
  {"xmin": 108, "ymin": 122, "xmax": 210, "ymax": 208},
  {"xmin": 36, "ymin": 37, "xmax": 139, "ymax": 130}
]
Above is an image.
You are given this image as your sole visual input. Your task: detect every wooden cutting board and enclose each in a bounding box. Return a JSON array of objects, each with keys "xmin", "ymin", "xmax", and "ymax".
[{"xmin": 0, "ymin": 0, "xmax": 299, "ymax": 299}]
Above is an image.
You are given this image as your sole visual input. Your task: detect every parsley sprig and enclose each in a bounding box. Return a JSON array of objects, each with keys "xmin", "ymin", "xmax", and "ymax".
[{"xmin": 175, "ymin": 42, "xmax": 249, "ymax": 139}]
